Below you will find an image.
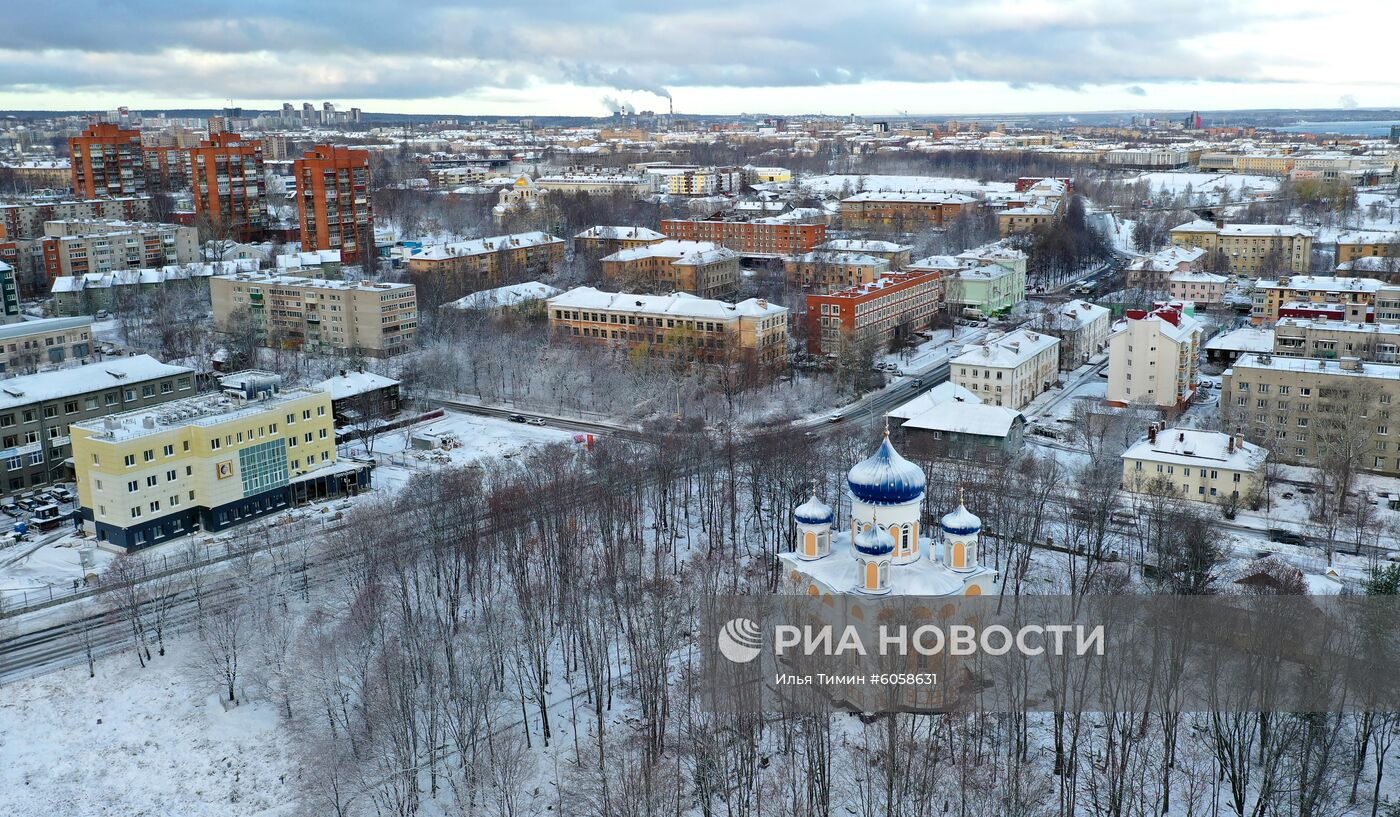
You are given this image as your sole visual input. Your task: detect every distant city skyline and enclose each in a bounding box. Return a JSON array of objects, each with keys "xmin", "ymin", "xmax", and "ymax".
[{"xmin": 0, "ymin": 1, "xmax": 1395, "ymax": 117}]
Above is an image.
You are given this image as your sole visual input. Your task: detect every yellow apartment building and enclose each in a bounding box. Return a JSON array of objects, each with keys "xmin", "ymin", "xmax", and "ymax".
[
  {"xmin": 211, "ymin": 272, "xmax": 418, "ymax": 357},
  {"xmin": 1169, "ymin": 219, "xmax": 1314, "ymax": 275},
  {"xmin": 547, "ymin": 286, "xmax": 789, "ymax": 367}
]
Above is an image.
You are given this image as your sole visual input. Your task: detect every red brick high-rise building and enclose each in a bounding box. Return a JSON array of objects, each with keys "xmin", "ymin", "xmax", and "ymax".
[
  {"xmin": 191, "ymin": 133, "xmax": 266, "ymax": 242},
  {"xmin": 295, "ymin": 145, "xmax": 373, "ymax": 266},
  {"xmin": 69, "ymin": 123, "xmax": 146, "ymax": 198}
]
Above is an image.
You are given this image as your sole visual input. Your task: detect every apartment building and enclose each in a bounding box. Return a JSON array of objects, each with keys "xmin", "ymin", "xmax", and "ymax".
[
  {"xmin": 1168, "ymin": 271, "xmax": 1230, "ymax": 307},
  {"xmin": 1106, "ymin": 303, "xmax": 1202, "ymax": 409},
  {"xmin": 1121, "ymin": 425, "xmax": 1267, "ymax": 503},
  {"xmin": 814, "ymin": 239, "xmax": 913, "ymax": 268},
  {"xmin": 51, "ymin": 259, "xmax": 260, "ymax": 317},
  {"xmin": 1336, "ymin": 233, "xmax": 1400, "ymax": 266},
  {"xmin": 0, "ymin": 316, "xmax": 95, "ymax": 373},
  {"xmin": 0, "ymin": 197, "xmax": 152, "ymax": 241},
  {"xmin": 547, "ymin": 287, "xmax": 789, "ymax": 367},
  {"xmin": 38, "ymin": 219, "xmax": 198, "ymax": 281},
  {"xmin": 0, "ymin": 355, "xmax": 194, "ymax": 496},
  {"xmin": 0, "ymin": 262, "xmax": 17, "ymax": 321},
  {"xmin": 1125, "ymin": 246, "xmax": 1207, "ymax": 293},
  {"xmin": 191, "ymin": 132, "xmax": 267, "ymax": 242},
  {"xmin": 534, "ymin": 173, "xmax": 647, "ymax": 195},
  {"xmin": 785, "ymin": 252, "xmax": 891, "ymax": 292},
  {"xmin": 1037, "ymin": 300, "xmax": 1111, "ymax": 370},
  {"xmin": 659, "ymin": 166, "xmax": 744, "ymax": 196},
  {"xmin": 840, "ymin": 192, "xmax": 980, "ymax": 230},
  {"xmin": 142, "ymin": 145, "xmax": 191, "ymax": 194},
  {"xmin": 68, "ymin": 123, "xmax": 147, "ymax": 198},
  {"xmin": 295, "ymin": 145, "xmax": 373, "ymax": 265},
  {"xmin": 407, "ymin": 232, "xmax": 566, "ymax": 303},
  {"xmin": 1102, "ymin": 148, "xmax": 1193, "ymax": 170},
  {"xmin": 211, "ymin": 272, "xmax": 418, "ymax": 357},
  {"xmin": 71, "ymin": 382, "xmax": 364, "ymax": 550},
  {"xmin": 600, "ymin": 240, "xmax": 740, "ymax": 299},
  {"xmin": 1170, "ymin": 219, "xmax": 1314, "ymax": 275},
  {"xmin": 573, "ymin": 226, "xmax": 666, "ymax": 257},
  {"xmin": 805, "ymin": 271, "xmax": 941, "ymax": 356},
  {"xmin": 951, "ymin": 329, "xmax": 1060, "ymax": 410},
  {"xmin": 945, "ymin": 263, "xmax": 1027, "ymax": 318},
  {"xmin": 1222, "ymin": 354, "xmax": 1400, "ymax": 476},
  {"xmin": 660, "ymin": 218, "xmax": 826, "ymax": 258},
  {"xmin": 957, "ymin": 242, "xmax": 1030, "ymax": 276},
  {"xmin": 997, "ymin": 205, "xmax": 1060, "ymax": 235},
  {"xmin": 1250, "ymin": 275, "xmax": 1384, "ymax": 325},
  {"xmin": 1274, "ymin": 317, "xmax": 1400, "ymax": 362}
]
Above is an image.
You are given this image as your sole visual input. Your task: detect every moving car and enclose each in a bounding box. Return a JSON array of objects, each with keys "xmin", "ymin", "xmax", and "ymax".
[
  {"xmin": 508, "ymin": 414, "xmax": 527, "ymax": 423},
  {"xmin": 525, "ymin": 417, "xmax": 546, "ymax": 426}
]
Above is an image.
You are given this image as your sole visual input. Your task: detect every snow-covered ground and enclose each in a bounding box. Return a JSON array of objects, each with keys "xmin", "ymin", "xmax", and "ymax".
[
  {"xmin": 349, "ymin": 410, "xmax": 581, "ymax": 493},
  {"xmin": 798, "ymin": 174, "xmax": 1015, "ymax": 196},
  {"xmin": 0, "ymin": 643, "xmax": 295, "ymax": 817},
  {"xmin": 1122, "ymin": 171, "xmax": 1280, "ymax": 204}
]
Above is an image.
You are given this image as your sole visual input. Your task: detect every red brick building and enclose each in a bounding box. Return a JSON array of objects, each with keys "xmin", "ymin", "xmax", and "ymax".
[
  {"xmin": 295, "ymin": 146, "xmax": 374, "ymax": 266},
  {"xmin": 805, "ymin": 270, "xmax": 943, "ymax": 356},
  {"xmin": 69, "ymin": 123, "xmax": 146, "ymax": 198},
  {"xmin": 191, "ymin": 133, "xmax": 266, "ymax": 242},
  {"xmin": 660, "ymin": 218, "xmax": 825, "ymax": 257}
]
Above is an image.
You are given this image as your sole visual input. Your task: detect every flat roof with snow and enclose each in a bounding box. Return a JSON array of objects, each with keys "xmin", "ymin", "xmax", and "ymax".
[
  {"xmin": 0, "ymin": 355, "xmax": 193, "ymax": 412},
  {"xmin": 549, "ymin": 287, "xmax": 787, "ymax": 320}
]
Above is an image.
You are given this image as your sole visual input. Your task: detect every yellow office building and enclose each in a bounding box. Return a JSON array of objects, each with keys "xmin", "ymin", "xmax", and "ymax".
[{"xmin": 71, "ymin": 379, "xmax": 368, "ymax": 550}]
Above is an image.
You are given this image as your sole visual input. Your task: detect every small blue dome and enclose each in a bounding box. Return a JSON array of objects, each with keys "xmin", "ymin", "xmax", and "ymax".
[
  {"xmin": 847, "ymin": 436, "xmax": 925, "ymax": 506},
  {"xmin": 853, "ymin": 524, "xmax": 895, "ymax": 556},
  {"xmin": 941, "ymin": 503, "xmax": 981, "ymax": 536},
  {"xmin": 794, "ymin": 495, "xmax": 833, "ymax": 525}
]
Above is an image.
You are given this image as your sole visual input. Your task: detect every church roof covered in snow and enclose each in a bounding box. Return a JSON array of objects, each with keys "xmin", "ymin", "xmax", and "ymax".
[
  {"xmin": 794, "ymin": 495, "xmax": 834, "ymax": 525},
  {"xmin": 846, "ymin": 435, "xmax": 925, "ymax": 506},
  {"xmin": 940, "ymin": 503, "xmax": 982, "ymax": 536}
]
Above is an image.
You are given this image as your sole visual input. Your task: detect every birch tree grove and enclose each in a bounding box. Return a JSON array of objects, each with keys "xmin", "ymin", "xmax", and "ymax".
[{"xmin": 100, "ymin": 424, "xmax": 1400, "ymax": 817}]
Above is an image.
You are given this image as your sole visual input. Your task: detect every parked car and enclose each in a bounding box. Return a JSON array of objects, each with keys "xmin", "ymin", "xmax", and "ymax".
[{"xmin": 1268, "ymin": 528, "xmax": 1306, "ymax": 546}]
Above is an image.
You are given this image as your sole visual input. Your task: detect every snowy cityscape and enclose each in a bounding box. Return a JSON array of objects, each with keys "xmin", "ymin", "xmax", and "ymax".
[{"xmin": 4, "ymin": 2, "xmax": 1400, "ymax": 815}]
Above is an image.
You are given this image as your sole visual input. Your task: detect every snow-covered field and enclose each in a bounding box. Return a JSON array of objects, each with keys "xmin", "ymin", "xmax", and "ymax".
[
  {"xmin": 0, "ymin": 644, "xmax": 295, "ymax": 817},
  {"xmin": 355, "ymin": 410, "xmax": 579, "ymax": 493},
  {"xmin": 1123, "ymin": 171, "xmax": 1280, "ymax": 201},
  {"xmin": 798, "ymin": 174, "xmax": 1015, "ymax": 195}
]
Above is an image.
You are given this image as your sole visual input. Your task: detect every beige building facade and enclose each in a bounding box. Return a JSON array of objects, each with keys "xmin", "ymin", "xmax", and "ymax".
[
  {"xmin": 211, "ymin": 273, "xmax": 418, "ymax": 357},
  {"xmin": 951, "ymin": 329, "xmax": 1060, "ymax": 410}
]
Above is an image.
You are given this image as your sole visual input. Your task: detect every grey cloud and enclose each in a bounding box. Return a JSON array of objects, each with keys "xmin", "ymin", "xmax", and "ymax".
[
  {"xmin": 1126, "ymin": 85, "xmax": 1147, "ymax": 96},
  {"xmin": 0, "ymin": 0, "xmax": 1333, "ymax": 102}
]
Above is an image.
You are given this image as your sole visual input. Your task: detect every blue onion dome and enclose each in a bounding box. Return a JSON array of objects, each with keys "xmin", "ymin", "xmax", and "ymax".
[
  {"xmin": 847, "ymin": 435, "xmax": 926, "ymax": 506},
  {"xmin": 853, "ymin": 524, "xmax": 895, "ymax": 556},
  {"xmin": 794, "ymin": 494, "xmax": 834, "ymax": 525},
  {"xmin": 941, "ymin": 502, "xmax": 981, "ymax": 536}
]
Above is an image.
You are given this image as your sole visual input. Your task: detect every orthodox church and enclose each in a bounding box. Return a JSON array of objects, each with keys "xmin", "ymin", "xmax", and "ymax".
[{"xmin": 781, "ymin": 430, "xmax": 997, "ymax": 598}]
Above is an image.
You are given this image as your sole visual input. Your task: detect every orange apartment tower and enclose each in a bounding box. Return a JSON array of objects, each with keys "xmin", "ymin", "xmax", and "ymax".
[
  {"xmin": 295, "ymin": 145, "xmax": 373, "ymax": 266},
  {"xmin": 68, "ymin": 123, "xmax": 146, "ymax": 198},
  {"xmin": 191, "ymin": 132, "xmax": 266, "ymax": 242}
]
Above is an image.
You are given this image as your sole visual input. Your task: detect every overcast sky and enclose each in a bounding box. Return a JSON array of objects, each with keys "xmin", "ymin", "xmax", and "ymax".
[{"xmin": 1, "ymin": 0, "xmax": 1395, "ymax": 116}]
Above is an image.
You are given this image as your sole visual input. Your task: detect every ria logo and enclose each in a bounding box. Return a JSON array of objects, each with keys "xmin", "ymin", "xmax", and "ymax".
[{"xmin": 717, "ymin": 617, "xmax": 763, "ymax": 663}]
